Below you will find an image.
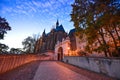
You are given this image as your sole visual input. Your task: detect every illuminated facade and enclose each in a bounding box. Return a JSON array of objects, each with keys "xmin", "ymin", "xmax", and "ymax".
[
  {"xmin": 35, "ymin": 20, "xmax": 120, "ymax": 59},
  {"xmin": 35, "ymin": 20, "xmax": 78, "ymax": 60},
  {"xmin": 75, "ymin": 28, "xmax": 120, "ymax": 57}
]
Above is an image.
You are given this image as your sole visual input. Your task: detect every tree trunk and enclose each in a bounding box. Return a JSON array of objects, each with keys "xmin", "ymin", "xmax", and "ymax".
[
  {"xmin": 113, "ymin": 24, "xmax": 120, "ymax": 43},
  {"xmin": 97, "ymin": 38, "xmax": 107, "ymax": 55},
  {"xmin": 98, "ymin": 30, "xmax": 108, "ymax": 57},
  {"xmin": 97, "ymin": 38, "xmax": 102, "ymax": 45},
  {"xmin": 108, "ymin": 30, "xmax": 119, "ymax": 56},
  {"xmin": 99, "ymin": 29, "xmax": 112, "ymax": 57}
]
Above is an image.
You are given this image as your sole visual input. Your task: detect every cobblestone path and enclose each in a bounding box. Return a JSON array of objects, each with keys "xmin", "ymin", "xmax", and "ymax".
[{"xmin": 0, "ymin": 61, "xmax": 115, "ymax": 80}]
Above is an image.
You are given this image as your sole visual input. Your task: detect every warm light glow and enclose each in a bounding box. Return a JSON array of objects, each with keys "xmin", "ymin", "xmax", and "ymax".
[{"xmin": 67, "ymin": 47, "xmax": 70, "ymax": 50}]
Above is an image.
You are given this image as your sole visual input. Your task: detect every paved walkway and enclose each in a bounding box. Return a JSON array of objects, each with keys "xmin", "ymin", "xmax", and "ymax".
[
  {"xmin": 0, "ymin": 61, "xmax": 115, "ymax": 80},
  {"xmin": 33, "ymin": 61, "xmax": 90, "ymax": 80}
]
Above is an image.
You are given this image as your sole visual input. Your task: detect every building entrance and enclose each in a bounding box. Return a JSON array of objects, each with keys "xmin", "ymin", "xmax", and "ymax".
[{"xmin": 58, "ymin": 47, "xmax": 63, "ymax": 61}]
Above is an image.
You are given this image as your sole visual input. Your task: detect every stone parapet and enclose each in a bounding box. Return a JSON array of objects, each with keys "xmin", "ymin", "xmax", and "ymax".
[
  {"xmin": 63, "ymin": 56, "xmax": 120, "ymax": 79},
  {"xmin": 0, "ymin": 54, "xmax": 49, "ymax": 74}
]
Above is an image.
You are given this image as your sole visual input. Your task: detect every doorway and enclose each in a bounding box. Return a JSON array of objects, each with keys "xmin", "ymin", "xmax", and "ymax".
[{"xmin": 58, "ymin": 47, "xmax": 63, "ymax": 61}]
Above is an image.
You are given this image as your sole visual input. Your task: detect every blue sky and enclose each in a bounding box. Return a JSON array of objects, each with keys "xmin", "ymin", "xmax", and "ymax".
[{"xmin": 0, "ymin": 0, "xmax": 74, "ymax": 48}]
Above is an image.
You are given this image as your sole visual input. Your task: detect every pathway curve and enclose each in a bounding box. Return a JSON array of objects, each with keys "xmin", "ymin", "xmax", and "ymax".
[
  {"xmin": 0, "ymin": 61, "xmax": 115, "ymax": 80},
  {"xmin": 33, "ymin": 61, "xmax": 90, "ymax": 80}
]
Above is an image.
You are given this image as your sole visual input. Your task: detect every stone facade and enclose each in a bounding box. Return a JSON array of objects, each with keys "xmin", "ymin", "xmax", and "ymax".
[
  {"xmin": 35, "ymin": 20, "xmax": 68, "ymax": 53},
  {"xmin": 35, "ymin": 20, "xmax": 77, "ymax": 55},
  {"xmin": 35, "ymin": 20, "xmax": 120, "ymax": 59},
  {"xmin": 55, "ymin": 37, "xmax": 71, "ymax": 60}
]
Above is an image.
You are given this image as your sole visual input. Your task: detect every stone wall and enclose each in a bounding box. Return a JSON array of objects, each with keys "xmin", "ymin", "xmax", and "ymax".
[
  {"xmin": 0, "ymin": 54, "xmax": 49, "ymax": 74},
  {"xmin": 63, "ymin": 56, "xmax": 120, "ymax": 79}
]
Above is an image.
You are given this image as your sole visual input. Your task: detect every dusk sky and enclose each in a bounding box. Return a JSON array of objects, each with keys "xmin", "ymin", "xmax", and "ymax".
[{"xmin": 0, "ymin": 0, "xmax": 74, "ymax": 48}]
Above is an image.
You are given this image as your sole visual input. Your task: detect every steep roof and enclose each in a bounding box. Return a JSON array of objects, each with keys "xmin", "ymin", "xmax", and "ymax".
[
  {"xmin": 69, "ymin": 28, "xmax": 76, "ymax": 35},
  {"xmin": 43, "ymin": 20, "xmax": 66, "ymax": 37},
  {"xmin": 56, "ymin": 24, "xmax": 65, "ymax": 32}
]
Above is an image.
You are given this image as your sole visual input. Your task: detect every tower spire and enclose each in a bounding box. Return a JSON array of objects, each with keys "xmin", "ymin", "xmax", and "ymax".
[
  {"xmin": 56, "ymin": 19, "xmax": 59, "ymax": 27},
  {"xmin": 42, "ymin": 29, "xmax": 46, "ymax": 37}
]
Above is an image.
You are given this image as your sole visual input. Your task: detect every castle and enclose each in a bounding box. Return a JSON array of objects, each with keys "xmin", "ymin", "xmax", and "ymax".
[
  {"xmin": 35, "ymin": 20, "xmax": 77, "ymax": 55},
  {"xmin": 35, "ymin": 20, "xmax": 120, "ymax": 60}
]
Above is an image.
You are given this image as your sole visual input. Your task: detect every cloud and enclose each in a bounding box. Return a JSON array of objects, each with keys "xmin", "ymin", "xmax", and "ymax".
[
  {"xmin": 1, "ymin": 0, "xmax": 74, "ymax": 21},
  {"xmin": 0, "ymin": 0, "xmax": 74, "ymax": 49}
]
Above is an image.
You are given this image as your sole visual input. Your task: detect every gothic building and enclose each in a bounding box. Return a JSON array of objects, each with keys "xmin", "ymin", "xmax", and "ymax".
[
  {"xmin": 35, "ymin": 20, "xmax": 69, "ymax": 53},
  {"xmin": 35, "ymin": 20, "xmax": 120, "ymax": 58}
]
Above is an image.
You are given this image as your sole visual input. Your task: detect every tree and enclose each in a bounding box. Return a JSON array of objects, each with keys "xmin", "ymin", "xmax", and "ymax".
[
  {"xmin": 0, "ymin": 17, "xmax": 11, "ymax": 39},
  {"xmin": 0, "ymin": 43, "xmax": 9, "ymax": 54},
  {"xmin": 95, "ymin": 0, "xmax": 120, "ymax": 56},
  {"xmin": 71, "ymin": 0, "xmax": 120, "ymax": 57},
  {"xmin": 22, "ymin": 36, "xmax": 36, "ymax": 53},
  {"xmin": 10, "ymin": 48, "xmax": 23, "ymax": 54}
]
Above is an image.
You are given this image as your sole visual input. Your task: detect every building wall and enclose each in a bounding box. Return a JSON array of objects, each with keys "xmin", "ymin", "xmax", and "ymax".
[
  {"xmin": 69, "ymin": 33, "xmax": 77, "ymax": 51},
  {"xmin": 55, "ymin": 37, "xmax": 70, "ymax": 60},
  {"xmin": 75, "ymin": 36, "xmax": 86, "ymax": 55},
  {"xmin": 35, "ymin": 31, "xmax": 67, "ymax": 53}
]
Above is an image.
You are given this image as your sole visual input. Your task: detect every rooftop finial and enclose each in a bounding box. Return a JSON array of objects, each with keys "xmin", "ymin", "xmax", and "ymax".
[
  {"xmin": 42, "ymin": 29, "xmax": 46, "ymax": 37},
  {"xmin": 56, "ymin": 19, "xmax": 59, "ymax": 27}
]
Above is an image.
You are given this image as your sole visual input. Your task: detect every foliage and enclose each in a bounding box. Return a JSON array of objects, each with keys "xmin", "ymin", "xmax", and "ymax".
[
  {"xmin": 0, "ymin": 43, "xmax": 9, "ymax": 54},
  {"xmin": 22, "ymin": 36, "xmax": 36, "ymax": 53},
  {"xmin": 0, "ymin": 17, "xmax": 11, "ymax": 39},
  {"xmin": 94, "ymin": 44, "xmax": 109, "ymax": 52},
  {"xmin": 71, "ymin": 0, "xmax": 120, "ymax": 57},
  {"xmin": 10, "ymin": 48, "xmax": 23, "ymax": 54},
  {"xmin": 85, "ymin": 44, "xmax": 92, "ymax": 53}
]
